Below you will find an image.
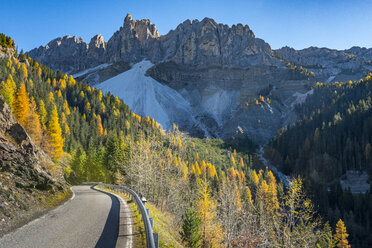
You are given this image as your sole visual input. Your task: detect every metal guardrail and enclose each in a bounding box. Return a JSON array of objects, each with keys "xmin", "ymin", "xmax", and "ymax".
[{"xmin": 99, "ymin": 184, "xmax": 158, "ymax": 248}]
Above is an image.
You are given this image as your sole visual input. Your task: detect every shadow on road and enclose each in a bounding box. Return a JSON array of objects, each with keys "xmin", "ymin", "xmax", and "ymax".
[{"xmin": 92, "ymin": 186, "xmax": 120, "ymax": 248}]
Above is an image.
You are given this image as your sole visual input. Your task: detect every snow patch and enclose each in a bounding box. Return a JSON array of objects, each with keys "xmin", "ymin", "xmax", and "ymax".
[{"xmin": 96, "ymin": 60, "xmax": 193, "ymax": 130}]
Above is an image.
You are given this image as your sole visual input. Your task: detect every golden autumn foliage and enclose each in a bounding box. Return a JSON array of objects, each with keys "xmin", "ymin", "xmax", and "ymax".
[
  {"xmin": 334, "ymin": 220, "xmax": 351, "ymax": 248},
  {"xmin": 20, "ymin": 63, "xmax": 27, "ymax": 79},
  {"xmin": 13, "ymin": 83, "xmax": 30, "ymax": 127},
  {"xmin": 0, "ymin": 75, "xmax": 16, "ymax": 109},
  {"xmin": 63, "ymin": 99, "xmax": 70, "ymax": 116},
  {"xmin": 197, "ymin": 179, "xmax": 223, "ymax": 247},
  {"xmin": 38, "ymin": 100, "xmax": 47, "ymax": 130},
  {"xmin": 96, "ymin": 115, "xmax": 104, "ymax": 136},
  {"xmin": 47, "ymin": 105, "xmax": 64, "ymax": 159},
  {"xmin": 26, "ymin": 98, "xmax": 42, "ymax": 146},
  {"xmin": 251, "ymin": 170, "xmax": 259, "ymax": 188},
  {"xmin": 48, "ymin": 91, "xmax": 54, "ymax": 103}
]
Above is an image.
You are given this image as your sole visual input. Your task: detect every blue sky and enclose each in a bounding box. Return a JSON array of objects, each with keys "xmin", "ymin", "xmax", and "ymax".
[{"xmin": 1, "ymin": 0, "xmax": 372, "ymax": 52}]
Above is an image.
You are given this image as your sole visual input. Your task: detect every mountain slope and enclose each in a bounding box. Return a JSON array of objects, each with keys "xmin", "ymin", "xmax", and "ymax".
[
  {"xmin": 29, "ymin": 14, "xmax": 316, "ymax": 145},
  {"xmin": 96, "ymin": 60, "xmax": 196, "ymax": 132}
]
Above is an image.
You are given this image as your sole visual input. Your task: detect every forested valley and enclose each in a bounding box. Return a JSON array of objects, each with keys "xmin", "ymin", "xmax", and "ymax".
[
  {"xmin": 266, "ymin": 76, "xmax": 372, "ymax": 247},
  {"xmin": 0, "ymin": 34, "xmax": 353, "ymax": 247}
]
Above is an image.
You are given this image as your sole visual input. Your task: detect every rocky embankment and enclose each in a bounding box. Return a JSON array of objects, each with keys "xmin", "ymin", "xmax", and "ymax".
[{"xmin": 0, "ymin": 96, "xmax": 67, "ymax": 236}]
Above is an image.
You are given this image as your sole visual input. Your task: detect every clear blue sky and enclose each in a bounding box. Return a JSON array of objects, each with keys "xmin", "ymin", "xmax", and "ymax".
[{"xmin": 1, "ymin": 0, "xmax": 372, "ymax": 52}]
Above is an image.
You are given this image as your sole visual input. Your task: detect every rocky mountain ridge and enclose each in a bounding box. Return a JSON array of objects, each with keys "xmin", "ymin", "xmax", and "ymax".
[
  {"xmin": 28, "ymin": 14, "xmax": 371, "ymax": 145},
  {"xmin": 275, "ymin": 46, "xmax": 372, "ymax": 83}
]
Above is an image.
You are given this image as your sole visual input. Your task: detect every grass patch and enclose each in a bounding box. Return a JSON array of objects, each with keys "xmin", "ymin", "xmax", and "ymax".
[
  {"xmin": 147, "ymin": 203, "xmax": 184, "ymax": 248},
  {"xmin": 41, "ymin": 189, "xmax": 72, "ymax": 209}
]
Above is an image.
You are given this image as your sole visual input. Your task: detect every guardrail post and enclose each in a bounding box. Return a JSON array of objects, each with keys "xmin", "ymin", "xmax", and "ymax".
[
  {"xmin": 149, "ymin": 217, "xmax": 153, "ymax": 228},
  {"xmin": 153, "ymin": 233, "xmax": 159, "ymax": 248},
  {"xmin": 146, "ymin": 209, "xmax": 149, "ymax": 216}
]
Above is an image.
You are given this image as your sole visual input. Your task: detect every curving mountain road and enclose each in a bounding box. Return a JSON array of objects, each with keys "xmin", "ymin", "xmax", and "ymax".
[{"xmin": 0, "ymin": 185, "xmax": 131, "ymax": 248}]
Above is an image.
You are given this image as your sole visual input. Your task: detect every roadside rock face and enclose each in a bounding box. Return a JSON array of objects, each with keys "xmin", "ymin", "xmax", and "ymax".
[{"xmin": 0, "ymin": 96, "xmax": 66, "ymax": 235}]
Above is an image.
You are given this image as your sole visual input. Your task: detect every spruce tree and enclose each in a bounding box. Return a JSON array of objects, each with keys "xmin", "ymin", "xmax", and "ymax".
[{"xmin": 180, "ymin": 202, "xmax": 201, "ymax": 248}]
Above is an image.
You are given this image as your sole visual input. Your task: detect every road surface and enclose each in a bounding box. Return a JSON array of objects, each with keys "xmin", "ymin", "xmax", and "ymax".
[{"xmin": 0, "ymin": 185, "xmax": 132, "ymax": 248}]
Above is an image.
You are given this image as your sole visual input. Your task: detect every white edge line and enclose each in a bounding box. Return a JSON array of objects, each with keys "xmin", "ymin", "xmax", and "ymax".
[{"xmin": 0, "ymin": 186, "xmax": 76, "ymax": 240}]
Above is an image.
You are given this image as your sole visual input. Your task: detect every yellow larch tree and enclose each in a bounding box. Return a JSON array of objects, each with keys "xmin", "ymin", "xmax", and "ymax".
[
  {"xmin": 63, "ymin": 99, "xmax": 70, "ymax": 115},
  {"xmin": 47, "ymin": 105, "xmax": 64, "ymax": 159},
  {"xmin": 96, "ymin": 115, "xmax": 104, "ymax": 136},
  {"xmin": 197, "ymin": 179, "xmax": 223, "ymax": 248},
  {"xmin": 85, "ymin": 102, "xmax": 91, "ymax": 113},
  {"xmin": 38, "ymin": 100, "xmax": 47, "ymax": 130},
  {"xmin": 26, "ymin": 98, "xmax": 42, "ymax": 146},
  {"xmin": 334, "ymin": 219, "xmax": 351, "ymax": 248},
  {"xmin": 0, "ymin": 75, "xmax": 16, "ymax": 110},
  {"xmin": 13, "ymin": 83, "xmax": 30, "ymax": 127},
  {"xmin": 251, "ymin": 170, "xmax": 260, "ymax": 188},
  {"xmin": 240, "ymin": 157, "xmax": 244, "ymax": 168},
  {"xmin": 48, "ymin": 91, "xmax": 54, "ymax": 103},
  {"xmin": 68, "ymin": 75, "xmax": 76, "ymax": 86},
  {"xmin": 21, "ymin": 63, "xmax": 27, "ymax": 80}
]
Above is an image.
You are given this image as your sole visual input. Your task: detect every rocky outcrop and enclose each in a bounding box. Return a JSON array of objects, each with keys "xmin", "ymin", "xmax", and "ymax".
[
  {"xmin": 275, "ymin": 46, "xmax": 372, "ymax": 82},
  {"xmin": 0, "ymin": 96, "xmax": 66, "ymax": 235}
]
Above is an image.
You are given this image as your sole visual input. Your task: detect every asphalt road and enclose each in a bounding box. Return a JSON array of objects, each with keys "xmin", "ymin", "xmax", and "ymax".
[{"xmin": 0, "ymin": 185, "xmax": 122, "ymax": 248}]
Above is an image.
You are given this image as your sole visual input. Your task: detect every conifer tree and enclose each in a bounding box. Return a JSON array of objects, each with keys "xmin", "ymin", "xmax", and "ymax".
[
  {"xmin": 63, "ymin": 99, "xmax": 70, "ymax": 115},
  {"xmin": 47, "ymin": 105, "xmax": 64, "ymax": 159},
  {"xmin": 21, "ymin": 63, "xmax": 27, "ymax": 79},
  {"xmin": 334, "ymin": 220, "xmax": 350, "ymax": 248},
  {"xmin": 180, "ymin": 202, "xmax": 201, "ymax": 248},
  {"xmin": 0, "ymin": 75, "xmax": 16, "ymax": 109},
  {"xmin": 97, "ymin": 115, "xmax": 103, "ymax": 136},
  {"xmin": 26, "ymin": 98, "xmax": 42, "ymax": 146},
  {"xmin": 13, "ymin": 83, "xmax": 30, "ymax": 127},
  {"xmin": 48, "ymin": 91, "xmax": 54, "ymax": 103},
  {"xmin": 38, "ymin": 100, "xmax": 47, "ymax": 130},
  {"xmin": 197, "ymin": 179, "xmax": 223, "ymax": 248}
]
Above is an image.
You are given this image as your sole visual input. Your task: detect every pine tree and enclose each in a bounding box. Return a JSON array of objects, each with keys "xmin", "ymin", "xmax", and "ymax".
[
  {"xmin": 47, "ymin": 105, "xmax": 64, "ymax": 159},
  {"xmin": 334, "ymin": 220, "xmax": 351, "ymax": 248},
  {"xmin": 180, "ymin": 202, "xmax": 201, "ymax": 248},
  {"xmin": 13, "ymin": 83, "xmax": 30, "ymax": 127}
]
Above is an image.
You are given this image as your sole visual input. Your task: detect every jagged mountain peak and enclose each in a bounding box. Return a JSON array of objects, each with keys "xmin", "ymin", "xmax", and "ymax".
[{"xmin": 122, "ymin": 13, "xmax": 159, "ymax": 42}]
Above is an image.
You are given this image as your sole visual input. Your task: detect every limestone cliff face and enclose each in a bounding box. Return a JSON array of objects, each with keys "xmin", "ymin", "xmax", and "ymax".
[
  {"xmin": 28, "ymin": 14, "xmax": 318, "ymax": 144},
  {"xmin": 29, "ymin": 14, "xmax": 280, "ymax": 71}
]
